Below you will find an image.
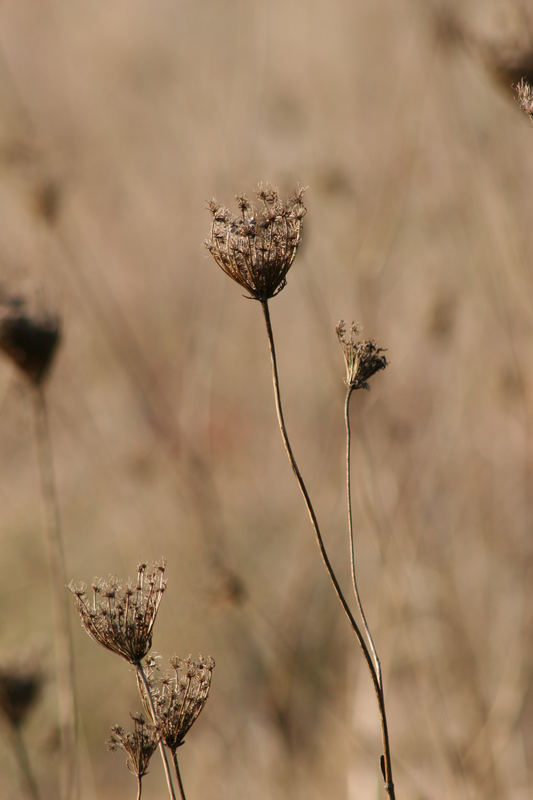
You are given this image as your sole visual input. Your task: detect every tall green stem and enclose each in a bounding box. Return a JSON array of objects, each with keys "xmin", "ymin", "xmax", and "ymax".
[
  {"xmin": 33, "ymin": 387, "xmax": 77, "ymax": 799},
  {"xmin": 261, "ymin": 300, "xmax": 395, "ymax": 798}
]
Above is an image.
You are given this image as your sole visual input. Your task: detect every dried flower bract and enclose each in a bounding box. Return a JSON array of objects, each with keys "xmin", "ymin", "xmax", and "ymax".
[
  {"xmin": 0, "ymin": 297, "xmax": 61, "ymax": 386},
  {"xmin": 336, "ymin": 321, "xmax": 387, "ymax": 390},
  {"xmin": 69, "ymin": 562, "xmax": 166, "ymax": 664},
  {"xmin": 107, "ymin": 713, "xmax": 158, "ymax": 779},
  {"xmin": 147, "ymin": 655, "xmax": 215, "ymax": 752},
  {"xmin": 206, "ymin": 185, "xmax": 306, "ymax": 300},
  {"xmin": 515, "ymin": 78, "xmax": 533, "ymax": 118}
]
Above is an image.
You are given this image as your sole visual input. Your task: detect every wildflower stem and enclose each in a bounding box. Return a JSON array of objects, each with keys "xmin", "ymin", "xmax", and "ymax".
[
  {"xmin": 260, "ymin": 300, "xmax": 396, "ymax": 799},
  {"xmin": 345, "ymin": 386, "xmax": 382, "ymax": 687},
  {"xmin": 135, "ymin": 663, "xmax": 177, "ymax": 800},
  {"xmin": 9, "ymin": 724, "xmax": 40, "ymax": 800},
  {"xmin": 32, "ymin": 386, "xmax": 77, "ymax": 799},
  {"xmin": 137, "ymin": 775, "xmax": 142, "ymax": 800},
  {"xmin": 172, "ymin": 751, "xmax": 188, "ymax": 800}
]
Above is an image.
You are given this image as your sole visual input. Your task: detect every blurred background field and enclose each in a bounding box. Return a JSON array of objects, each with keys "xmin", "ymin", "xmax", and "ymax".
[{"xmin": 0, "ymin": 0, "xmax": 532, "ymax": 797}]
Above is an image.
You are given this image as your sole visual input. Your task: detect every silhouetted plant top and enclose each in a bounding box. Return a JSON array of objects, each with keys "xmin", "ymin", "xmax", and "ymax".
[
  {"xmin": 0, "ymin": 299, "xmax": 61, "ymax": 386},
  {"xmin": 0, "ymin": 656, "xmax": 45, "ymax": 728},
  {"xmin": 206, "ymin": 185, "xmax": 306, "ymax": 300},
  {"xmin": 69, "ymin": 562, "xmax": 166, "ymax": 664}
]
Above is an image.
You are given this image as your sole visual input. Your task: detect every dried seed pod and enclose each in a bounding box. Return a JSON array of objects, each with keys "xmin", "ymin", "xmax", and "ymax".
[
  {"xmin": 206, "ymin": 185, "xmax": 306, "ymax": 300},
  {"xmin": 336, "ymin": 321, "xmax": 387, "ymax": 390}
]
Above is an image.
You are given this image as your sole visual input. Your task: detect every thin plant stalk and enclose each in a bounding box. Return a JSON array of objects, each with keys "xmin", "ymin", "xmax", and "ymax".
[
  {"xmin": 9, "ymin": 724, "xmax": 40, "ymax": 800},
  {"xmin": 32, "ymin": 386, "xmax": 77, "ymax": 799},
  {"xmin": 137, "ymin": 775, "xmax": 142, "ymax": 800},
  {"xmin": 261, "ymin": 300, "xmax": 396, "ymax": 799},
  {"xmin": 172, "ymin": 751, "xmax": 187, "ymax": 800},
  {"xmin": 345, "ymin": 386, "xmax": 382, "ymax": 687},
  {"xmin": 135, "ymin": 664, "xmax": 177, "ymax": 800}
]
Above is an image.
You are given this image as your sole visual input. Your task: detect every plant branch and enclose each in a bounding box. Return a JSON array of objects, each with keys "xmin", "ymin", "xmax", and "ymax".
[
  {"xmin": 260, "ymin": 300, "xmax": 395, "ymax": 798},
  {"xmin": 172, "ymin": 751, "xmax": 188, "ymax": 800},
  {"xmin": 32, "ymin": 386, "xmax": 77, "ymax": 799},
  {"xmin": 135, "ymin": 663, "xmax": 177, "ymax": 800},
  {"xmin": 345, "ymin": 386, "xmax": 382, "ymax": 687}
]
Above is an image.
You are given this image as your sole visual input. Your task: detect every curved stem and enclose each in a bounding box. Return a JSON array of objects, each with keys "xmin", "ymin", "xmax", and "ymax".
[
  {"xmin": 137, "ymin": 775, "xmax": 142, "ymax": 800},
  {"xmin": 172, "ymin": 751, "xmax": 188, "ymax": 800},
  {"xmin": 33, "ymin": 387, "xmax": 78, "ymax": 799},
  {"xmin": 345, "ymin": 387, "xmax": 382, "ymax": 688},
  {"xmin": 261, "ymin": 300, "xmax": 395, "ymax": 798},
  {"xmin": 135, "ymin": 664, "xmax": 177, "ymax": 800}
]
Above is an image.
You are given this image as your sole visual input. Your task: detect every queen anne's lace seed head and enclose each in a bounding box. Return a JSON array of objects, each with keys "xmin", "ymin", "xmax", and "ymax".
[
  {"xmin": 0, "ymin": 654, "xmax": 45, "ymax": 728},
  {"xmin": 206, "ymin": 185, "xmax": 306, "ymax": 301},
  {"xmin": 0, "ymin": 295, "xmax": 61, "ymax": 386},
  {"xmin": 107, "ymin": 713, "xmax": 158, "ymax": 779},
  {"xmin": 516, "ymin": 78, "xmax": 533, "ymax": 118},
  {"xmin": 69, "ymin": 562, "xmax": 166, "ymax": 664},
  {"xmin": 336, "ymin": 321, "xmax": 387, "ymax": 390},
  {"xmin": 147, "ymin": 654, "xmax": 215, "ymax": 752}
]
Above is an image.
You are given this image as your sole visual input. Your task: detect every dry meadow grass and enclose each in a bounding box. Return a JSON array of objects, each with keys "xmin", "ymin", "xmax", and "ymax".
[{"xmin": 0, "ymin": 0, "xmax": 532, "ymax": 797}]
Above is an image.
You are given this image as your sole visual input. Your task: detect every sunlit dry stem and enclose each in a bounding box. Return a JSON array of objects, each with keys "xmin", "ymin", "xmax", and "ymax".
[
  {"xmin": 345, "ymin": 386, "xmax": 382, "ymax": 687},
  {"xmin": 135, "ymin": 664, "xmax": 177, "ymax": 800},
  {"xmin": 261, "ymin": 300, "xmax": 395, "ymax": 799}
]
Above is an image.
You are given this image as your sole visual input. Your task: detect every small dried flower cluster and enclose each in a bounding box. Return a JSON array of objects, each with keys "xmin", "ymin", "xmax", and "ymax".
[
  {"xmin": 69, "ymin": 562, "xmax": 166, "ymax": 664},
  {"xmin": 206, "ymin": 185, "xmax": 306, "ymax": 300},
  {"xmin": 336, "ymin": 321, "xmax": 387, "ymax": 390},
  {"xmin": 0, "ymin": 656, "xmax": 45, "ymax": 728},
  {"xmin": 148, "ymin": 655, "xmax": 215, "ymax": 752},
  {"xmin": 0, "ymin": 296, "xmax": 61, "ymax": 386},
  {"xmin": 515, "ymin": 77, "xmax": 533, "ymax": 118},
  {"xmin": 107, "ymin": 713, "xmax": 159, "ymax": 779}
]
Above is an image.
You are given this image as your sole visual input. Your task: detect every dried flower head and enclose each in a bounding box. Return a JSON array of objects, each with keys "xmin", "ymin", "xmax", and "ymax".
[
  {"xmin": 206, "ymin": 185, "xmax": 306, "ymax": 300},
  {"xmin": 107, "ymin": 713, "xmax": 158, "ymax": 779},
  {"xmin": 515, "ymin": 77, "xmax": 533, "ymax": 118},
  {"xmin": 147, "ymin": 655, "xmax": 215, "ymax": 752},
  {"xmin": 0, "ymin": 655, "xmax": 45, "ymax": 728},
  {"xmin": 336, "ymin": 321, "xmax": 387, "ymax": 390},
  {"xmin": 69, "ymin": 562, "xmax": 166, "ymax": 664},
  {"xmin": 0, "ymin": 296, "xmax": 61, "ymax": 386}
]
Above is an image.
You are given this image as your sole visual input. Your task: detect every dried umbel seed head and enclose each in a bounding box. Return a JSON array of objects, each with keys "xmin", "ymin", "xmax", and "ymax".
[
  {"xmin": 0, "ymin": 297, "xmax": 61, "ymax": 386},
  {"xmin": 0, "ymin": 656, "xmax": 45, "ymax": 728},
  {"xmin": 206, "ymin": 185, "xmax": 306, "ymax": 301},
  {"xmin": 336, "ymin": 321, "xmax": 387, "ymax": 390},
  {"xmin": 515, "ymin": 78, "xmax": 533, "ymax": 119},
  {"xmin": 147, "ymin": 654, "xmax": 215, "ymax": 752},
  {"xmin": 107, "ymin": 713, "xmax": 158, "ymax": 779},
  {"xmin": 69, "ymin": 562, "xmax": 166, "ymax": 664}
]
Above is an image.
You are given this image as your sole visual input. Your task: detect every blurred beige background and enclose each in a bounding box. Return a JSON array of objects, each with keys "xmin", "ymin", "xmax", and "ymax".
[{"xmin": 0, "ymin": 0, "xmax": 532, "ymax": 797}]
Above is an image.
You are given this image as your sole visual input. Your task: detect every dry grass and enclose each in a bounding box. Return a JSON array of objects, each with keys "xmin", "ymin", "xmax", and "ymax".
[{"xmin": 0, "ymin": 0, "xmax": 532, "ymax": 797}]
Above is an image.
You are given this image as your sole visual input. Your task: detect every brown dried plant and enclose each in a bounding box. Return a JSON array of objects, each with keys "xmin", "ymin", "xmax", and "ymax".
[
  {"xmin": 205, "ymin": 188, "xmax": 396, "ymax": 798},
  {"xmin": 205, "ymin": 185, "xmax": 306, "ymax": 300},
  {"xmin": 145, "ymin": 655, "xmax": 215, "ymax": 797},
  {"xmin": 0, "ymin": 654, "xmax": 45, "ymax": 800},
  {"xmin": 107, "ymin": 713, "xmax": 159, "ymax": 800},
  {"xmin": 0, "ymin": 293, "xmax": 76, "ymax": 800},
  {"xmin": 515, "ymin": 77, "xmax": 533, "ymax": 119},
  {"xmin": 69, "ymin": 562, "xmax": 166, "ymax": 665}
]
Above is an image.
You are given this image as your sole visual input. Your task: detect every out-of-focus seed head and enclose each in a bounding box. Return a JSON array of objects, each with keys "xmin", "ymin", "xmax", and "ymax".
[
  {"xmin": 107, "ymin": 713, "xmax": 158, "ymax": 779},
  {"xmin": 68, "ymin": 562, "xmax": 166, "ymax": 664},
  {"xmin": 0, "ymin": 295, "xmax": 61, "ymax": 386},
  {"xmin": 205, "ymin": 185, "xmax": 306, "ymax": 301},
  {"xmin": 0, "ymin": 654, "xmax": 45, "ymax": 728},
  {"xmin": 515, "ymin": 77, "xmax": 533, "ymax": 118},
  {"xmin": 147, "ymin": 654, "xmax": 215, "ymax": 752},
  {"xmin": 336, "ymin": 321, "xmax": 387, "ymax": 390}
]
